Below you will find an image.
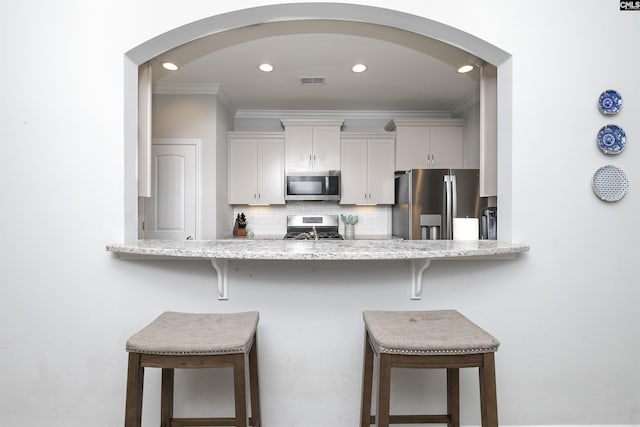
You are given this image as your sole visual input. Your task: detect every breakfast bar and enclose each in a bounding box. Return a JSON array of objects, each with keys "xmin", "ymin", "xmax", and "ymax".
[{"xmin": 106, "ymin": 239, "xmax": 529, "ymax": 300}]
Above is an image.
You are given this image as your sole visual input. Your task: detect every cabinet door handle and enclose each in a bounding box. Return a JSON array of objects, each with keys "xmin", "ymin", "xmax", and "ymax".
[
  {"xmin": 258, "ymin": 193, "xmax": 261, "ymax": 200},
  {"xmin": 309, "ymin": 154, "xmax": 312, "ymax": 168},
  {"xmin": 431, "ymin": 154, "xmax": 435, "ymax": 166},
  {"xmin": 313, "ymin": 154, "xmax": 316, "ymax": 169},
  {"xmin": 253, "ymin": 193, "xmax": 257, "ymax": 200}
]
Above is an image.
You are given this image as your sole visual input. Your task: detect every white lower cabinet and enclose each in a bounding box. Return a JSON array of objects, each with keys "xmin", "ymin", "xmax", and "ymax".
[
  {"xmin": 340, "ymin": 134, "xmax": 395, "ymax": 205},
  {"xmin": 228, "ymin": 133, "xmax": 285, "ymax": 205}
]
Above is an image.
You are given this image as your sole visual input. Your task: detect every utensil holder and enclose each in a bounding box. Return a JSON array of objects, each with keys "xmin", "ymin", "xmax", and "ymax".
[{"xmin": 345, "ymin": 224, "xmax": 355, "ymax": 240}]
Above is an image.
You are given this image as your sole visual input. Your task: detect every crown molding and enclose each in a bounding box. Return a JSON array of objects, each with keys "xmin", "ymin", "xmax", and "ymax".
[
  {"xmin": 153, "ymin": 82, "xmax": 222, "ymax": 95},
  {"xmin": 384, "ymin": 117, "xmax": 467, "ymax": 131},
  {"xmin": 234, "ymin": 109, "xmax": 453, "ymax": 120},
  {"xmin": 153, "ymin": 82, "xmax": 236, "ymax": 113},
  {"xmin": 151, "ymin": 83, "xmax": 463, "ymax": 121}
]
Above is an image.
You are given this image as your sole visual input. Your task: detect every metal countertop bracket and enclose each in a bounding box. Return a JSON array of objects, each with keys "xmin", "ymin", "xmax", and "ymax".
[
  {"xmin": 410, "ymin": 259, "xmax": 432, "ymax": 300},
  {"xmin": 210, "ymin": 259, "xmax": 229, "ymax": 300}
]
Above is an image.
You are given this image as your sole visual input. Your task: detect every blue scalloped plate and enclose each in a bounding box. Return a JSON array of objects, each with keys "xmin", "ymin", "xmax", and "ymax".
[
  {"xmin": 598, "ymin": 90, "xmax": 623, "ymax": 115},
  {"xmin": 597, "ymin": 125, "xmax": 626, "ymax": 154}
]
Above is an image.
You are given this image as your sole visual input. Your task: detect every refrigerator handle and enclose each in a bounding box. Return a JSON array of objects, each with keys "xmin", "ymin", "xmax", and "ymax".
[
  {"xmin": 451, "ymin": 175, "xmax": 458, "ymax": 219},
  {"xmin": 444, "ymin": 175, "xmax": 452, "ymax": 239}
]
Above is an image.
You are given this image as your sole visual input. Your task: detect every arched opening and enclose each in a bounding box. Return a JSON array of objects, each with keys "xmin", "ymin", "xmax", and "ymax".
[{"xmin": 123, "ymin": 3, "xmax": 512, "ymax": 241}]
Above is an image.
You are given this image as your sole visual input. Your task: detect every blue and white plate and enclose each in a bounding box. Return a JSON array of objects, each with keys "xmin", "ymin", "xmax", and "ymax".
[
  {"xmin": 592, "ymin": 165, "xmax": 628, "ymax": 202},
  {"xmin": 597, "ymin": 125, "xmax": 626, "ymax": 154},
  {"xmin": 598, "ymin": 90, "xmax": 623, "ymax": 115}
]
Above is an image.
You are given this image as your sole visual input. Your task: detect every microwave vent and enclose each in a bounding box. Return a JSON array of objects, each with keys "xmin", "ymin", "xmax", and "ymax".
[{"xmin": 300, "ymin": 76, "xmax": 326, "ymax": 86}]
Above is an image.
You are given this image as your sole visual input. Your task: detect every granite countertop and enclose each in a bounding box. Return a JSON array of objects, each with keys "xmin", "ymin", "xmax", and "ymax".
[{"xmin": 106, "ymin": 239, "xmax": 529, "ymax": 261}]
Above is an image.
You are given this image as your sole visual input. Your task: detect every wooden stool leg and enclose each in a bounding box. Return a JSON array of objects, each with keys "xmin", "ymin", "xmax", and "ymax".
[
  {"xmin": 233, "ymin": 353, "xmax": 248, "ymax": 427},
  {"xmin": 376, "ymin": 353, "xmax": 392, "ymax": 427},
  {"xmin": 360, "ymin": 331, "xmax": 374, "ymax": 427},
  {"xmin": 446, "ymin": 368, "xmax": 460, "ymax": 427},
  {"xmin": 124, "ymin": 353, "xmax": 144, "ymax": 427},
  {"xmin": 161, "ymin": 368, "xmax": 174, "ymax": 427},
  {"xmin": 479, "ymin": 352, "xmax": 498, "ymax": 427},
  {"xmin": 248, "ymin": 335, "xmax": 261, "ymax": 427}
]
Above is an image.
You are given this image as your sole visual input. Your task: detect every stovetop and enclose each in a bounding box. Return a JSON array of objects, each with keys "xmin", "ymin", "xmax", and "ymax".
[
  {"xmin": 283, "ymin": 215, "xmax": 343, "ymax": 240},
  {"xmin": 284, "ymin": 230, "xmax": 343, "ymax": 240}
]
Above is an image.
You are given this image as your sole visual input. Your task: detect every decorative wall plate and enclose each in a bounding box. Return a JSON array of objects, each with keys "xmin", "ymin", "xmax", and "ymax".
[
  {"xmin": 592, "ymin": 165, "xmax": 628, "ymax": 202},
  {"xmin": 598, "ymin": 90, "xmax": 623, "ymax": 115},
  {"xmin": 597, "ymin": 124, "xmax": 626, "ymax": 154}
]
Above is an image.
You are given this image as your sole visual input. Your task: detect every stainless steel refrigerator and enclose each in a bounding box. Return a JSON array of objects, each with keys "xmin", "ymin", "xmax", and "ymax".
[{"xmin": 392, "ymin": 169, "xmax": 486, "ymax": 240}]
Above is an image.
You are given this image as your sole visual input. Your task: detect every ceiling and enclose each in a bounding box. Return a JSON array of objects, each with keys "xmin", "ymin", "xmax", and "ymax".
[{"xmin": 151, "ymin": 20, "xmax": 482, "ymax": 114}]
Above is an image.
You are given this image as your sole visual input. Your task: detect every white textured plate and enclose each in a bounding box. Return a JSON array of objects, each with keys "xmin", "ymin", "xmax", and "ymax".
[{"xmin": 592, "ymin": 165, "xmax": 628, "ymax": 202}]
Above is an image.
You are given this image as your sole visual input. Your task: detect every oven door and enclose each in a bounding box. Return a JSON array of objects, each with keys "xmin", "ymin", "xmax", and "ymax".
[{"xmin": 285, "ymin": 171, "xmax": 340, "ymax": 201}]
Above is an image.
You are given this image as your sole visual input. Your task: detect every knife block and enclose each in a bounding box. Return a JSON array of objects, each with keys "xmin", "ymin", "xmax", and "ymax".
[{"xmin": 233, "ymin": 220, "xmax": 247, "ymax": 237}]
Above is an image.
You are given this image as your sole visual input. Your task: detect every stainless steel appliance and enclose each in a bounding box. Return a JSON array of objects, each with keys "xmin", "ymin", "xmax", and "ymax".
[
  {"xmin": 283, "ymin": 215, "xmax": 343, "ymax": 240},
  {"xmin": 285, "ymin": 170, "xmax": 340, "ymax": 201},
  {"xmin": 480, "ymin": 206, "xmax": 497, "ymax": 240},
  {"xmin": 392, "ymin": 169, "xmax": 486, "ymax": 240}
]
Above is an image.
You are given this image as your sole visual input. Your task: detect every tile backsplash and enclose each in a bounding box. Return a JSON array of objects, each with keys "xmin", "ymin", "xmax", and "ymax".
[{"xmin": 232, "ymin": 202, "xmax": 391, "ymax": 236}]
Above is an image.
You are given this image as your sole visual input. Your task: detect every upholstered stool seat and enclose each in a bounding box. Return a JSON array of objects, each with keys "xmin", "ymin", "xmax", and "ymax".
[
  {"xmin": 124, "ymin": 311, "xmax": 261, "ymax": 427},
  {"xmin": 360, "ymin": 310, "xmax": 500, "ymax": 427}
]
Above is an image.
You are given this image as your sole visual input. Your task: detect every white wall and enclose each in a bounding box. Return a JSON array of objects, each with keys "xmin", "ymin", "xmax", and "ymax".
[
  {"xmin": 152, "ymin": 92, "xmax": 235, "ymax": 239},
  {"xmin": 153, "ymin": 94, "xmax": 218, "ymax": 238},
  {"xmin": 215, "ymin": 95, "xmax": 236, "ymax": 238},
  {"xmin": 2, "ymin": 1, "xmax": 640, "ymax": 427}
]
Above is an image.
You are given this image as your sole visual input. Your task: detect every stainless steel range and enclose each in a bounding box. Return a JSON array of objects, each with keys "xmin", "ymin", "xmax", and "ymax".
[{"xmin": 283, "ymin": 215, "xmax": 343, "ymax": 240}]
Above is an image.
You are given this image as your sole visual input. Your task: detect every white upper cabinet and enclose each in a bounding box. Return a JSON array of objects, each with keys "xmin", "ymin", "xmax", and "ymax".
[
  {"xmin": 340, "ymin": 133, "xmax": 395, "ymax": 205},
  {"xmin": 386, "ymin": 118, "xmax": 466, "ymax": 171},
  {"xmin": 282, "ymin": 120, "xmax": 343, "ymax": 171},
  {"xmin": 228, "ymin": 132, "xmax": 285, "ymax": 205},
  {"xmin": 480, "ymin": 64, "xmax": 498, "ymax": 197}
]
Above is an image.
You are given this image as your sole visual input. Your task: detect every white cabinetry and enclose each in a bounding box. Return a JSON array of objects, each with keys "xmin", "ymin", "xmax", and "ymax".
[
  {"xmin": 480, "ymin": 64, "xmax": 497, "ymax": 197},
  {"xmin": 340, "ymin": 133, "xmax": 395, "ymax": 205},
  {"xmin": 228, "ymin": 132, "xmax": 285, "ymax": 205},
  {"xmin": 386, "ymin": 119, "xmax": 466, "ymax": 170},
  {"xmin": 281, "ymin": 120, "xmax": 343, "ymax": 171}
]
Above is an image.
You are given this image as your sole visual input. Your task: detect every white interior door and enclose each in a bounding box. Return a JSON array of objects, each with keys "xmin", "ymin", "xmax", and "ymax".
[{"xmin": 143, "ymin": 143, "xmax": 197, "ymax": 240}]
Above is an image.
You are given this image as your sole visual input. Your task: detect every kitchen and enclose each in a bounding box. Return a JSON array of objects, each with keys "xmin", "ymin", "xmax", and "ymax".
[
  {"xmin": 3, "ymin": 2, "xmax": 639, "ymax": 427},
  {"xmin": 142, "ymin": 22, "xmax": 496, "ymax": 243},
  {"xmin": 118, "ymin": 19, "xmax": 526, "ymax": 302}
]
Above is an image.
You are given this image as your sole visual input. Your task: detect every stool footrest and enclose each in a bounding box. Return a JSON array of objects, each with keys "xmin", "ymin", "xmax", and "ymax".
[
  {"xmin": 170, "ymin": 416, "xmax": 258, "ymax": 426},
  {"xmin": 368, "ymin": 414, "xmax": 451, "ymax": 424}
]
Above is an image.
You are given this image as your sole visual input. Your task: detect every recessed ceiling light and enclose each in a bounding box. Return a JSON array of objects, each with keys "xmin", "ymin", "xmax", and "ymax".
[
  {"xmin": 352, "ymin": 63, "xmax": 367, "ymax": 73},
  {"xmin": 162, "ymin": 62, "xmax": 178, "ymax": 71},
  {"xmin": 258, "ymin": 63, "xmax": 274, "ymax": 72},
  {"xmin": 457, "ymin": 64, "xmax": 474, "ymax": 73}
]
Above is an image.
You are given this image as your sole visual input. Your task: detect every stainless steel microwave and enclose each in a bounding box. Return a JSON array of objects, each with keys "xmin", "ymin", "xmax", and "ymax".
[{"xmin": 285, "ymin": 170, "xmax": 340, "ymax": 201}]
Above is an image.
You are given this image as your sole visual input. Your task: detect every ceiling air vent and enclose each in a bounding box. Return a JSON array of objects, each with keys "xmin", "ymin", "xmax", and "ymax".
[{"xmin": 300, "ymin": 76, "xmax": 326, "ymax": 86}]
